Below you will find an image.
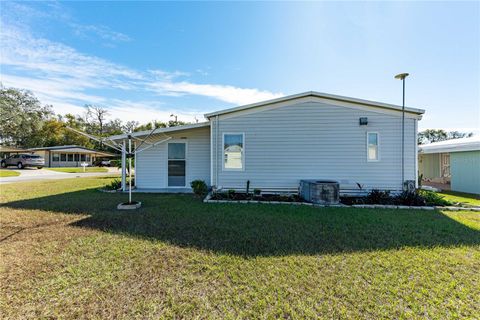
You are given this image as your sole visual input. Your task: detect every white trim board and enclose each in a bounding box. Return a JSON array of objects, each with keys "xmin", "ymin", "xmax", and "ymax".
[
  {"xmin": 211, "ymin": 96, "xmax": 423, "ymax": 121},
  {"xmin": 205, "ymin": 91, "xmax": 425, "ymax": 120}
]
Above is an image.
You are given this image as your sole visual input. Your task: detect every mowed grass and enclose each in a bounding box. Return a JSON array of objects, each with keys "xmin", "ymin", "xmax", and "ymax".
[
  {"xmin": 0, "ymin": 178, "xmax": 479, "ymax": 319},
  {"xmin": 0, "ymin": 169, "xmax": 20, "ymax": 177},
  {"xmin": 46, "ymin": 167, "xmax": 108, "ymax": 173},
  {"xmin": 438, "ymin": 190, "xmax": 480, "ymax": 207}
]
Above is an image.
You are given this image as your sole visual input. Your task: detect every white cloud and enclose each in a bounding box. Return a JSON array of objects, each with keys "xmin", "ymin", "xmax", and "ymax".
[
  {"xmin": 0, "ymin": 19, "xmax": 284, "ymax": 124},
  {"xmin": 71, "ymin": 23, "xmax": 131, "ymax": 43},
  {"xmin": 108, "ymin": 100, "xmax": 203, "ymax": 124},
  {"xmin": 149, "ymin": 81, "xmax": 284, "ymax": 105}
]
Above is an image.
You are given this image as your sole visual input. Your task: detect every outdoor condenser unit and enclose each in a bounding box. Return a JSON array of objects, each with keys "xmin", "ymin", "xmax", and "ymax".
[{"xmin": 299, "ymin": 180, "xmax": 340, "ymax": 205}]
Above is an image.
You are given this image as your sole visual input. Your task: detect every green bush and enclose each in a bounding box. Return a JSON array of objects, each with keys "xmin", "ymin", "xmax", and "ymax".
[
  {"xmin": 190, "ymin": 180, "xmax": 208, "ymax": 197},
  {"xmin": 253, "ymin": 189, "xmax": 261, "ymax": 196},
  {"xmin": 228, "ymin": 189, "xmax": 236, "ymax": 199},
  {"xmin": 394, "ymin": 191, "xmax": 426, "ymax": 206},
  {"xmin": 105, "ymin": 179, "xmax": 122, "ymax": 191},
  {"xmin": 366, "ymin": 190, "xmax": 393, "ymax": 204},
  {"xmin": 418, "ymin": 190, "xmax": 452, "ymax": 206}
]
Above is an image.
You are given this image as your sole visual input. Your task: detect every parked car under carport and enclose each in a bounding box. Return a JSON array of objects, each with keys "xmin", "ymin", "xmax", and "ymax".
[{"xmin": 1, "ymin": 154, "xmax": 45, "ymax": 169}]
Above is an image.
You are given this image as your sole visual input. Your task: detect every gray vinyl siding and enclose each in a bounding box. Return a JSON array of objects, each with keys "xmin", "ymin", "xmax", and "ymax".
[
  {"xmin": 135, "ymin": 126, "xmax": 211, "ymax": 189},
  {"xmin": 212, "ymin": 101, "xmax": 417, "ymax": 192}
]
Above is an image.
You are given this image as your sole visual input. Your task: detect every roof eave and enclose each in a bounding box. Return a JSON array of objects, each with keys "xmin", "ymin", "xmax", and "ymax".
[
  {"xmin": 204, "ymin": 91, "xmax": 425, "ymax": 119},
  {"xmin": 108, "ymin": 121, "xmax": 210, "ymax": 140}
]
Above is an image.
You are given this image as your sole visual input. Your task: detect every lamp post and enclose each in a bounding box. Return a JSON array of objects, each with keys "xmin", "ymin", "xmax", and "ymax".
[{"xmin": 394, "ymin": 72, "xmax": 409, "ymax": 190}]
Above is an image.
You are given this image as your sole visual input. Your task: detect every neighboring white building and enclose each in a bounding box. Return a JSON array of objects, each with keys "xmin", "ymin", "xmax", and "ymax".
[
  {"xmin": 28, "ymin": 145, "xmax": 115, "ymax": 167},
  {"xmin": 110, "ymin": 91, "xmax": 425, "ymax": 194}
]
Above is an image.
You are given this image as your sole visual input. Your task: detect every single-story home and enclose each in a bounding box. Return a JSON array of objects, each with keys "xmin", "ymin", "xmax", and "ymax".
[
  {"xmin": 419, "ymin": 137, "xmax": 480, "ymax": 194},
  {"xmin": 28, "ymin": 145, "xmax": 115, "ymax": 168},
  {"xmin": 0, "ymin": 146, "xmax": 26, "ymax": 159},
  {"xmin": 109, "ymin": 91, "xmax": 425, "ymax": 194}
]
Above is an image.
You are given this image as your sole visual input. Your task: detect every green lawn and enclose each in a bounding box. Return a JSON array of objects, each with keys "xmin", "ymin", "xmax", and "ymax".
[
  {"xmin": 0, "ymin": 170, "xmax": 20, "ymax": 177},
  {"xmin": 438, "ymin": 190, "xmax": 480, "ymax": 207},
  {"xmin": 46, "ymin": 167, "xmax": 108, "ymax": 173},
  {"xmin": 0, "ymin": 178, "xmax": 479, "ymax": 318}
]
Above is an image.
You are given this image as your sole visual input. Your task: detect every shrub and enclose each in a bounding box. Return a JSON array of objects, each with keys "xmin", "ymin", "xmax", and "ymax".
[
  {"xmin": 105, "ymin": 178, "xmax": 122, "ymax": 191},
  {"xmin": 418, "ymin": 190, "xmax": 452, "ymax": 206},
  {"xmin": 394, "ymin": 191, "xmax": 426, "ymax": 206},
  {"xmin": 228, "ymin": 189, "xmax": 236, "ymax": 199},
  {"xmin": 190, "ymin": 180, "xmax": 208, "ymax": 197},
  {"xmin": 253, "ymin": 189, "xmax": 261, "ymax": 196},
  {"xmin": 366, "ymin": 189, "xmax": 392, "ymax": 204}
]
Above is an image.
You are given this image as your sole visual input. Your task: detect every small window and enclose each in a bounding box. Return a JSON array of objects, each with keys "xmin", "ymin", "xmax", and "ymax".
[
  {"xmin": 52, "ymin": 153, "xmax": 59, "ymax": 162},
  {"xmin": 74, "ymin": 154, "xmax": 80, "ymax": 161},
  {"xmin": 67, "ymin": 154, "xmax": 73, "ymax": 162},
  {"xmin": 60, "ymin": 154, "xmax": 66, "ymax": 161},
  {"xmin": 86, "ymin": 155, "xmax": 91, "ymax": 162},
  {"xmin": 367, "ymin": 132, "xmax": 379, "ymax": 161},
  {"xmin": 223, "ymin": 133, "xmax": 244, "ymax": 170},
  {"xmin": 80, "ymin": 154, "xmax": 86, "ymax": 161}
]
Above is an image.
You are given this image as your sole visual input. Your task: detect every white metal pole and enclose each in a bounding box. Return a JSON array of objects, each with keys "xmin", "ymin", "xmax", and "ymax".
[
  {"xmin": 402, "ymin": 78, "xmax": 405, "ymax": 190},
  {"xmin": 121, "ymin": 140, "xmax": 126, "ymax": 191},
  {"xmin": 129, "ymin": 136, "xmax": 132, "ymax": 203},
  {"xmin": 133, "ymin": 141, "xmax": 136, "ymax": 187}
]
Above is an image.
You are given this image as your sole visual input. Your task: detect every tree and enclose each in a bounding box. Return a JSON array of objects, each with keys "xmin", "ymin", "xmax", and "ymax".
[
  {"xmin": 0, "ymin": 85, "xmax": 53, "ymax": 147},
  {"xmin": 134, "ymin": 121, "xmax": 167, "ymax": 132},
  {"xmin": 447, "ymin": 131, "xmax": 473, "ymax": 140},
  {"xmin": 123, "ymin": 120, "xmax": 140, "ymax": 133},
  {"xmin": 104, "ymin": 118, "xmax": 124, "ymax": 136},
  {"xmin": 418, "ymin": 129, "xmax": 474, "ymax": 144},
  {"xmin": 85, "ymin": 105, "xmax": 109, "ymax": 136},
  {"xmin": 168, "ymin": 119, "xmax": 188, "ymax": 127}
]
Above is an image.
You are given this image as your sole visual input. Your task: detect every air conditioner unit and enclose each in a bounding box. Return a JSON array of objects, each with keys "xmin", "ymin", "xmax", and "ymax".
[{"xmin": 404, "ymin": 180, "xmax": 416, "ymax": 192}]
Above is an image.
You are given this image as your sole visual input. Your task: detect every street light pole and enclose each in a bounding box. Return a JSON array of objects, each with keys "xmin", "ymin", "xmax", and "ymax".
[{"xmin": 395, "ymin": 73, "xmax": 409, "ymax": 190}]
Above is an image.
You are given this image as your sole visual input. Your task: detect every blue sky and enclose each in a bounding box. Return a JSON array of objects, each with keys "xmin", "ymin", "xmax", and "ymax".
[{"xmin": 1, "ymin": 1, "xmax": 479, "ymax": 132}]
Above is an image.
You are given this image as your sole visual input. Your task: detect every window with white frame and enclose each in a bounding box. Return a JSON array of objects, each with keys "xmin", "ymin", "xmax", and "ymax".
[
  {"xmin": 52, "ymin": 153, "xmax": 59, "ymax": 162},
  {"xmin": 60, "ymin": 153, "xmax": 66, "ymax": 161},
  {"xmin": 223, "ymin": 133, "xmax": 244, "ymax": 170},
  {"xmin": 367, "ymin": 132, "xmax": 379, "ymax": 161},
  {"xmin": 67, "ymin": 154, "xmax": 73, "ymax": 161}
]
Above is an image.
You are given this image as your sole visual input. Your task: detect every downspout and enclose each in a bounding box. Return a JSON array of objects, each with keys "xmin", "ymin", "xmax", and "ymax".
[
  {"xmin": 216, "ymin": 115, "xmax": 219, "ymax": 189},
  {"xmin": 209, "ymin": 117, "xmax": 213, "ymax": 187},
  {"xmin": 414, "ymin": 119, "xmax": 418, "ymax": 188}
]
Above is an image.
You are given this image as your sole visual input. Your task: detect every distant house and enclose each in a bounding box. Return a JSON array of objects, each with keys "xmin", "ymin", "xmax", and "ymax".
[
  {"xmin": 0, "ymin": 146, "xmax": 26, "ymax": 158},
  {"xmin": 419, "ymin": 137, "xmax": 480, "ymax": 194},
  {"xmin": 28, "ymin": 145, "xmax": 115, "ymax": 168},
  {"xmin": 109, "ymin": 91, "xmax": 425, "ymax": 193}
]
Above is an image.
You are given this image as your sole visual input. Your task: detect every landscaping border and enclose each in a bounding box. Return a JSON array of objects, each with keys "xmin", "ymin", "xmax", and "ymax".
[{"xmin": 203, "ymin": 193, "xmax": 480, "ymax": 211}]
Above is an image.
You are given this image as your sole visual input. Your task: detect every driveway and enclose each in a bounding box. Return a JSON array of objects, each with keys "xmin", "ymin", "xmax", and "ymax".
[{"xmin": 0, "ymin": 167, "xmax": 120, "ymax": 184}]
